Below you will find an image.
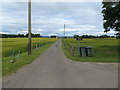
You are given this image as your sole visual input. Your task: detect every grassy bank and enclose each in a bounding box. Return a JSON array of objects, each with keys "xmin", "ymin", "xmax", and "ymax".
[
  {"xmin": 2, "ymin": 38, "xmax": 57, "ymax": 76},
  {"xmin": 62, "ymin": 38, "xmax": 119, "ymax": 62}
]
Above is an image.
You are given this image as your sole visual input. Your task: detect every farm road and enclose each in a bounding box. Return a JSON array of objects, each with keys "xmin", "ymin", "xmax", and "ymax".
[{"xmin": 3, "ymin": 40, "xmax": 118, "ymax": 88}]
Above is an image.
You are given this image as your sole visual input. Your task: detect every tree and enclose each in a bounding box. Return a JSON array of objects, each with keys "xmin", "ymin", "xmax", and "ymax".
[
  {"xmin": 100, "ymin": 35, "xmax": 110, "ymax": 38},
  {"xmin": 115, "ymin": 33, "xmax": 120, "ymax": 38},
  {"xmin": 73, "ymin": 35, "xmax": 79, "ymax": 38},
  {"xmin": 102, "ymin": 2, "xmax": 120, "ymax": 32},
  {"xmin": 51, "ymin": 35, "xmax": 56, "ymax": 38}
]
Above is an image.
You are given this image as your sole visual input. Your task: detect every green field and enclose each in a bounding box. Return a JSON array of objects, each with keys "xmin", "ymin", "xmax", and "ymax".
[
  {"xmin": 2, "ymin": 38, "xmax": 57, "ymax": 57},
  {"xmin": 1, "ymin": 37, "xmax": 119, "ymax": 75},
  {"xmin": 62, "ymin": 38, "xmax": 119, "ymax": 62},
  {"xmin": 1, "ymin": 38, "xmax": 57, "ymax": 76}
]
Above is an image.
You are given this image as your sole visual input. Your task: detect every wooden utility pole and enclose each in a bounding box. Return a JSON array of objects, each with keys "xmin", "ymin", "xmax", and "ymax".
[
  {"xmin": 64, "ymin": 24, "xmax": 65, "ymax": 38},
  {"xmin": 28, "ymin": 0, "xmax": 32, "ymax": 55}
]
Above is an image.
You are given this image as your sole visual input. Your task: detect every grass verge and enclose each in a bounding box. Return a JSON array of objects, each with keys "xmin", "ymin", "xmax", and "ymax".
[{"xmin": 2, "ymin": 41, "xmax": 56, "ymax": 76}]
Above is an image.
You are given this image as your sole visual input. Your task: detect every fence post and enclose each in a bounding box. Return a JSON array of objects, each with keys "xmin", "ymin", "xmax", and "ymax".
[
  {"xmin": 77, "ymin": 45, "xmax": 80, "ymax": 56},
  {"xmin": 17, "ymin": 50, "xmax": 20, "ymax": 60},
  {"xmin": 12, "ymin": 50, "xmax": 15, "ymax": 59},
  {"xmin": 36, "ymin": 44, "xmax": 37, "ymax": 49},
  {"xmin": 70, "ymin": 46, "xmax": 73, "ymax": 56},
  {"xmin": 31, "ymin": 45, "xmax": 33, "ymax": 50},
  {"xmin": 10, "ymin": 50, "xmax": 15, "ymax": 63}
]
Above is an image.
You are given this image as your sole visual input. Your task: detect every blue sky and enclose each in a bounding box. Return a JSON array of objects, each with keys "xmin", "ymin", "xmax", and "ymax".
[{"xmin": 0, "ymin": 2, "xmax": 116, "ymax": 36}]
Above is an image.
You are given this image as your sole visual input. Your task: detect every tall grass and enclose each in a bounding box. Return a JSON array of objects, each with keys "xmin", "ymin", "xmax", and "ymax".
[{"xmin": 2, "ymin": 38, "xmax": 57, "ymax": 57}]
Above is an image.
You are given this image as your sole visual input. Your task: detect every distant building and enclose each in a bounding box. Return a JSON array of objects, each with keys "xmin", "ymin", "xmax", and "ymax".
[
  {"xmin": 76, "ymin": 37, "xmax": 83, "ymax": 41},
  {"xmin": 115, "ymin": 33, "xmax": 120, "ymax": 38}
]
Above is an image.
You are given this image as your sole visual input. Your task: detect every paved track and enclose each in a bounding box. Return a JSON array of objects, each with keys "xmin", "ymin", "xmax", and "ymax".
[{"xmin": 3, "ymin": 40, "xmax": 118, "ymax": 88}]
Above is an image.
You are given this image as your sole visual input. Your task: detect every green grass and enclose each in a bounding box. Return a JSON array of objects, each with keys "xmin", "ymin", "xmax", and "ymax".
[
  {"xmin": 62, "ymin": 38, "xmax": 119, "ymax": 62},
  {"xmin": 2, "ymin": 38, "xmax": 57, "ymax": 57},
  {"xmin": 2, "ymin": 38, "xmax": 57, "ymax": 76}
]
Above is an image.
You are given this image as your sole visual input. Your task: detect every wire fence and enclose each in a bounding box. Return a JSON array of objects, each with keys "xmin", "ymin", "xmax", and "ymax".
[
  {"xmin": 62, "ymin": 40, "xmax": 80, "ymax": 56},
  {"xmin": 10, "ymin": 41, "xmax": 54, "ymax": 62},
  {"xmin": 62, "ymin": 40, "xmax": 93, "ymax": 57}
]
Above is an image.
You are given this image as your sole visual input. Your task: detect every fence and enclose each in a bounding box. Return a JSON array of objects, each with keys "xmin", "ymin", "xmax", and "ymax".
[
  {"xmin": 62, "ymin": 40, "xmax": 93, "ymax": 57},
  {"xmin": 9, "ymin": 41, "xmax": 55, "ymax": 62}
]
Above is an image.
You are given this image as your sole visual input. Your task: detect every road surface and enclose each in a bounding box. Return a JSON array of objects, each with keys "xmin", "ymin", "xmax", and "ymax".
[{"xmin": 3, "ymin": 40, "xmax": 118, "ymax": 88}]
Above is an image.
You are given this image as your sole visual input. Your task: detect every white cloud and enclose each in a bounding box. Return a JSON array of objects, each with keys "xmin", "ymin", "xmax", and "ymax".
[
  {"xmin": 1, "ymin": 2, "xmax": 114, "ymax": 36},
  {"xmin": 79, "ymin": 25, "xmax": 95, "ymax": 28},
  {"xmin": 49, "ymin": 33, "xmax": 57, "ymax": 36},
  {"xmin": 59, "ymin": 28, "xmax": 76, "ymax": 32},
  {"xmin": 1, "ymin": 0, "xmax": 103, "ymax": 2},
  {"xmin": 77, "ymin": 32, "xmax": 81, "ymax": 33},
  {"xmin": 34, "ymin": 18, "xmax": 74, "ymax": 25},
  {"xmin": 18, "ymin": 31, "xmax": 28, "ymax": 34},
  {"xmin": 35, "ymin": 29, "xmax": 43, "ymax": 32},
  {"xmin": 97, "ymin": 32, "xmax": 104, "ymax": 34},
  {"xmin": 97, "ymin": 31, "xmax": 116, "ymax": 34},
  {"xmin": 0, "ymin": 32, "xmax": 9, "ymax": 34},
  {"xmin": 107, "ymin": 31, "xmax": 116, "ymax": 34}
]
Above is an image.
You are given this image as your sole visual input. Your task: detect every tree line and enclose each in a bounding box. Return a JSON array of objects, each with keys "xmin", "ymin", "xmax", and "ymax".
[
  {"xmin": 0, "ymin": 33, "xmax": 41, "ymax": 38},
  {"xmin": 73, "ymin": 35, "xmax": 115, "ymax": 38},
  {"xmin": 0, "ymin": 34, "xmax": 117, "ymax": 38}
]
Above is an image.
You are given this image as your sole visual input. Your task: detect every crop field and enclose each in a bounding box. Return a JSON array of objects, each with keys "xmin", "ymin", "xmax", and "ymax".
[
  {"xmin": 62, "ymin": 38, "xmax": 119, "ymax": 62},
  {"xmin": 2, "ymin": 38, "xmax": 57, "ymax": 57},
  {"xmin": 1, "ymin": 38, "xmax": 57, "ymax": 75}
]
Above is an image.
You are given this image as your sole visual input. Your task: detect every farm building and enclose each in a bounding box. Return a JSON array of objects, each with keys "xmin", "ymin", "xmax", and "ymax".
[
  {"xmin": 115, "ymin": 33, "xmax": 120, "ymax": 38},
  {"xmin": 76, "ymin": 37, "xmax": 83, "ymax": 41}
]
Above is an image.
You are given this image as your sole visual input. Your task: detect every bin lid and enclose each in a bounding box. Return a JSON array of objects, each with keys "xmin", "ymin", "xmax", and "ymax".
[{"xmin": 86, "ymin": 46, "xmax": 92, "ymax": 48}]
